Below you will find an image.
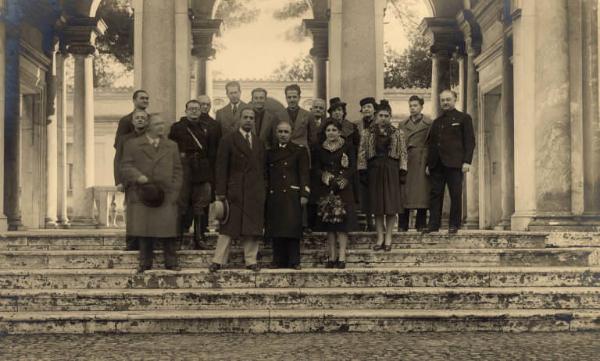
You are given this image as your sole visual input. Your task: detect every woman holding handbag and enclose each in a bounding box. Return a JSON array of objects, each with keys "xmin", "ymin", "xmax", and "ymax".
[
  {"xmin": 358, "ymin": 100, "xmax": 408, "ymax": 251},
  {"xmin": 312, "ymin": 119, "xmax": 358, "ymax": 269}
]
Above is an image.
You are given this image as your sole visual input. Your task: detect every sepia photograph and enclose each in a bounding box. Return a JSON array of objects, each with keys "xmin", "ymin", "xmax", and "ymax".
[{"xmin": 0, "ymin": 0, "xmax": 599, "ymax": 359}]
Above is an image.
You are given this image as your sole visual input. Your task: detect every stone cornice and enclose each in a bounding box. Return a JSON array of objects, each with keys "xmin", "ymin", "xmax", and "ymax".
[
  {"xmin": 61, "ymin": 16, "xmax": 107, "ymax": 56},
  {"xmin": 190, "ymin": 18, "xmax": 222, "ymax": 59},
  {"xmin": 20, "ymin": 39, "xmax": 51, "ymax": 71},
  {"xmin": 473, "ymin": 37, "xmax": 503, "ymax": 70},
  {"xmin": 420, "ymin": 17, "xmax": 465, "ymax": 56}
]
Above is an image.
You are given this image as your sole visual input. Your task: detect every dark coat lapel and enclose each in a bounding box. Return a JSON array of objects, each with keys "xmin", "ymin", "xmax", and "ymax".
[{"xmin": 232, "ymin": 131, "xmax": 253, "ymax": 158}]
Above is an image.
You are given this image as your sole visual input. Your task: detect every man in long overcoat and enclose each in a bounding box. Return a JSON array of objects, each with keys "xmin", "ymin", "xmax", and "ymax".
[
  {"xmin": 169, "ymin": 97, "xmax": 221, "ymax": 250},
  {"xmin": 424, "ymin": 90, "xmax": 475, "ymax": 234},
  {"xmin": 114, "ymin": 109, "xmax": 148, "ymax": 250},
  {"xmin": 209, "ymin": 107, "xmax": 266, "ymax": 272},
  {"xmin": 120, "ymin": 114, "xmax": 183, "ymax": 272},
  {"xmin": 265, "ymin": 122, "xmax": 309, "ymax": 269},
  {"xmin": 398, "ymin": 95, "xmax": 432, "ymax": 231},
  {"xmin": 215, "ymin": 81, "xmax": 247, "ymax": 136}
]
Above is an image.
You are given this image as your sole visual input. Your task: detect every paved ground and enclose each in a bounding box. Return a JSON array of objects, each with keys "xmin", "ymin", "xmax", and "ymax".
[{"xmin": 1, "ymin": 332, "xmax": 599, "ymax": 360}]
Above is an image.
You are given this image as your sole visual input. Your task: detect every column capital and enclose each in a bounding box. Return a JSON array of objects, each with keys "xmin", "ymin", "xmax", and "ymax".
[
  {"xmin": 420, "ymin": 17, "xmax": 465, "ymax": 57},
  {"xmin": 456, "ymin": 10, "xmax": 482, "ymax": 57},
  {"xmin": 61, "ymin": 17, "xmax": 107, "ymax": 56},
  {"xmin": 303, "ymin": 19, "xmax": 329, "ymax": 60},
  {"xmin": 191, "ymin": 18, "xmax": 222, "ymax": 59}
]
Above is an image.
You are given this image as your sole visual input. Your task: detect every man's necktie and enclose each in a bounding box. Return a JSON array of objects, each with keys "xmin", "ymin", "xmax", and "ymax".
[
  {"xmin": 232, "ymin": 104, "xmax": 237, "ymax": 115},
  {"xmin": 245, "ymin": 132, "xmax": 252, "ymax": 149}
]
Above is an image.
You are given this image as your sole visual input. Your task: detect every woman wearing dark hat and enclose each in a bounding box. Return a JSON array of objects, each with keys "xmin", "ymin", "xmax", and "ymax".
[
  {"xmin": 358, "ymin": 97, "xmax": 378, "ymax": 231},
  {"xmin": 326, "ymin": 97, "xmax": 361, "ymax": 159},
  {"xmin": 312, "ymin": 119, "xmax": 358, "ymax": 269},
  {"xmin": 358, "ymin": 100, "xmax": 408, "ymax": 251}
]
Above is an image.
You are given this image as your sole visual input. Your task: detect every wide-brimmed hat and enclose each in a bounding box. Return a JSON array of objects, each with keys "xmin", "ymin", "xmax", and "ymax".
[
  {"xmin": 136, "ymin": 182, "xmax": 165, "ymax": 208},
  {"xmin": 327, "ymin": 97, "xmax": 347, "ymax": 114},
  {"xmin": 212, "ymin": 198, "xmax": 230, "ymax": 225}
]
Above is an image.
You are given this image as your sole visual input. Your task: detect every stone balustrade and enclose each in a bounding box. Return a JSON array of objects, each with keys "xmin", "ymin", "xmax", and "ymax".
[{"xmin": 93, "ymin": 186, "xmax": 125, "ymax": 228}]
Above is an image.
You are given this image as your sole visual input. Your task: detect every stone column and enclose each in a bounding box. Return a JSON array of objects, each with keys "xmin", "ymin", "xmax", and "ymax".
[
  {"xmin": 512, "ymin": 0, "xmax": 572, "ymax": 230},
  {"xmin": 132, "ymin": 0, "xmax": 143, "ymax": 90},
  {"xmin": 174, "ymin": 0, "xmax": 191, "ymax": 119},
  {"xmin": 458, "ymin": 10, "xmax": 482, "ymax": 229},
  {"xmin": 190, "ymin": 18, "xmax": 221, "ymax": 98},
  {"xmin": 69, "ymin": 53, "xmax": 96, "ymax": 227},
  {"xmin": 4, "ymin": 18, "xmax": 23, "ymax": 230},
  {"xmin": 0, "ymin": 1, "xmax": 10, "ymax": 231},
  {"xmin": 304, "ymin": 19, "xmax": 329, "ymax": 100},
  {"xmin": 498, "ymin": 37, "xmax": 515, "ymax": 229},
  {"xmin": 45, "ymin": 50, "xmax": 58, "ymax": 228},
  {"xmin": 140, "ymin": 0, "xmax": 176, "ymax": 122},
  {"xmin": 327, "ymin": 0, "xmax": 343, "ymax": 98},
  {"xmin": 335, "ymin": 0, "xmax": 385, "ymax": 114},
  {"xmin": 55, "ymin": 51, "xmax": 69, "ymax": 227}
]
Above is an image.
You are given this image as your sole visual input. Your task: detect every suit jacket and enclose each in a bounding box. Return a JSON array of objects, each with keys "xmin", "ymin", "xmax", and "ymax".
[
  {"xmin": 279, "ymin": 107, "xmax": 314, "ymax": 148},
  {"xmin": 215, "ymin": 101, "xmax": 247, "ymax": 136},
  {"xmin": 215, "ymin": 130, "xmax": 266, "ymax": 238},
  {"xmin": 120, "ymin": 136, "xmax": 183, "ymax": 238},
  {"xmin": 426, "ymin": 108, "xmax": 475, "ymax": 169},
  {"xmin": 265, "ymin": 142, "xmax": 310, "ymax": 239},
  {"xmin": 113, "ymin": 112, "xmax": 135, "ymax": 149},
  {"xmin": 168, "ymin": 115, "xmax": 222, "ymax": 184},
  {"xmin": 254, "ymin": 108, "xmax": 280, "ymax": 149}
]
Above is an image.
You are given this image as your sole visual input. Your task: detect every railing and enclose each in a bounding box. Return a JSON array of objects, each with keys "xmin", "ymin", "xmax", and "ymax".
[{"xmin": 93, "ymin": 186, "xmax": 126, "ymax": 228}]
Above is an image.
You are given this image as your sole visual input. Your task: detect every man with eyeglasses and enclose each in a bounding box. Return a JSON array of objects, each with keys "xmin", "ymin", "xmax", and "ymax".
[{"xmin": 169, "ymin": 96, "xmax": 222, "ymax": 250}]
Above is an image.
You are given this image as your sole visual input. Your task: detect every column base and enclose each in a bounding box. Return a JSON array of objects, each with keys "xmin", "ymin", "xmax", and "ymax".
[
  {"xmin": 7, "ymin": 217, "xmax": 26, "ymax": 231},
  {"xmin": 463, "ymin": 218, "xmax": 479, "ymax": 230},
  {"xmin": 0, "ymin": 215, "xmax": 7, "ymax": 232},
  {"xmin": 68, "ymin": 217, "xmax": 98, "ymax": 229},
  {"xmin": 45, "ymin": 218, "xmax": 59, "ymax": 229},
  {"xmin": 526, "ymin": 213, "xmax": 600, "ymax": 232},
  {"xmin": 493, "ymin": 218, "xmax": 512, "ymax": 231}
]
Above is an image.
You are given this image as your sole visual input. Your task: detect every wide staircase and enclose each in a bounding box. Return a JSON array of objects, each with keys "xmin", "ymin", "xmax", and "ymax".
[{"xmin": 1, "ymin": 230, "xmax": 600, "ymax": 333}]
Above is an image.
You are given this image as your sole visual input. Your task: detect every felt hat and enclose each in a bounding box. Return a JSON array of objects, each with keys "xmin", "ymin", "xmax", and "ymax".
[
  {"xmin": 327, "ymin": 97, "xmax": 347, "ymax": 114},
  {"xmin": 359, "ymin": 97, "xmax": 377, "ymax": 108},
  {"xmin": 136, "ymin": 182, "xmax": 165, "ymax": 208},
  {"xmin": 212, "ymin": 199, "xmax": 230, "ymax": 225}
]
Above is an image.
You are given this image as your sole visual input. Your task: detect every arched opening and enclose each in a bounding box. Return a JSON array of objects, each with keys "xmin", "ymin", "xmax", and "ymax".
[{"xmin": 206, "ymin": 0, "xmax": 317, "ymax": 114}]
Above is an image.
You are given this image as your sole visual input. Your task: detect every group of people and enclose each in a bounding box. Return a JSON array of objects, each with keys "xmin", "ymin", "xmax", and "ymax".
[{"xmin": 113, "ymin": 81, "xmax": 475, "ymax": 273}]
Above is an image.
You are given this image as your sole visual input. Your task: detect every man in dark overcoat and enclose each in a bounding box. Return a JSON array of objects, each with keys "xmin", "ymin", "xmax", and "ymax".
[
  {"xmin": 209, "ymin": 107, "xmax": 266, "ymax": 272},
  {"xmin": 120, "ymin": 113, "xmax": 183, "ymax": 272},
  {"xmin": 424, "ymin": 90, "xmax": 475, "ymax": 234},
  {"xmin": 398, "ymin": 95, "xmax": 432, "ymax": 231},
  {"xmin": 215, "ymin": 81, "xmax": 247, "ymax": 136},
  {"xmin": 113, "ymin": 89, "xmax": 150, "ymax": 154},
  {"xmin": 169, "ymin": 97, "xmax": 221, "ymax": 250},
  {"xmin": 113, "ymin": 109, "xmax": 148, "ymax": 250},
  {"xmin": 265, "ymin": 122, "xmax": 310, "ymax": 270}
]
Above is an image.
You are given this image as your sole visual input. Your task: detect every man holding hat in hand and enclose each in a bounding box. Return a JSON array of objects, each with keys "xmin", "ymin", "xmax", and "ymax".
[{"xmin": 120, "ymin": 113, "xmax": 183, "ymax": 272}]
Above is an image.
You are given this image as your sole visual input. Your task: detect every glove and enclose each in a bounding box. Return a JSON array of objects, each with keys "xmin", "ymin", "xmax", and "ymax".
[
  {"xmin": 399, "ymin": 170, "xmax": 407, "ymax": 185},
  {"xmin": 359, "ymin": 170, "xmax": 368, "ymax": 185}
]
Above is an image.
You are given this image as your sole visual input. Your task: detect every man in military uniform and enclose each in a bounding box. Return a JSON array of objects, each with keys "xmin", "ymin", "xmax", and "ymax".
[
  {"xmin": 265, "ymin": 121, "xmax": 310, "ymax": 269},
  {"xmin": 169, "ymin": 96, "xmax": 222, "ymax": 249},
  {"xmin": 424, "ymin": 90, "xmax": 475, "ymax": 234}
]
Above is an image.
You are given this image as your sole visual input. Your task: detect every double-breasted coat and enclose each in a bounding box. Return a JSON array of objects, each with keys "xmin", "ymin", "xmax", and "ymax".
[
  {"xmin": 215, "ymin": 131, "xmax": 266, "ymax": 238},
  {"xmin": 120, "ymin": 136, "xmax": 183, "ymax": 238},
  {"xmin": 399, "ymin": 115, "xmax": 432, "ymax": 209},
  {"xmin": 216, "ymin": 101, "xmax": 248, "ymax": 136},
  {"xmin": 265, "ymin": 142, "xmax": 310, "ymax": 239}
]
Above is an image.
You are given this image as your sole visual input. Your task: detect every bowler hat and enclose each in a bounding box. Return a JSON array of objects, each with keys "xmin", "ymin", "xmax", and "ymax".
[
  {"xmin": 212, "ymin": 198, "xmax": 230, "ymax": 225},
  {"xmin": 327, "ymin": 97, "xmax": 347, "ymax": 114},
  {"xmin": 360, "ymin": 97, "xmax": 377, "ymax": 108},
  {"xmin": 136, "ymin": 182, "xmax": 165, "ymax": 208}
]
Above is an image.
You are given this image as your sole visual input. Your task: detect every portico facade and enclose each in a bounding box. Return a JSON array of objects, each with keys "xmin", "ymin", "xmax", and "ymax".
[{"xmin": 0, "ymin": 0, "xmax": 598, "ymax": 231}]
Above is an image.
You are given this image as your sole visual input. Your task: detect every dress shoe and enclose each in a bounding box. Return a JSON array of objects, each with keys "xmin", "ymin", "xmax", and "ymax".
[
  {"xmin": 292, "ymin": 264, "xmax": 302, "ymax": 270},
  {"xmin": 373, "ymin": 244, "xmax": 384, "ymax": 251},
  {"xmin": 246, "ymin": 264, "xmax": 261, "ymax": 272},
  {"xmin": 208, "ymin": 263, "xmax": 221, "ymax": 273},
  {"xmin": 193, "ymin": 241, "xmax": 210, "ymax": 250},
  {"xmin": 326, "ymin": 260, "xmax": 337, "ymax": 269},
  {"xmin": 398, "ymin": 228, "xmax": 408, "ymax": 233},
  {"xmin": 384, "ymin": 245, "xmax": 392, "ymax": 252},
  {"xmin": 448, "ymin": 227, "xmax": 458, "ymax": 234},
  {"xmin": 336, "ymin": 261, "xmax": 346, "ymax": 269},
  {"xmin": 421, "ymin": 228, "xmax": 439, "ymax": 234}
]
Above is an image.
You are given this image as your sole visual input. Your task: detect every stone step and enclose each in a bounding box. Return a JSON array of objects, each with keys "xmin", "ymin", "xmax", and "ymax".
[
  {"xmin": 0, "ymin": 231, "xmax": 550, "ymax": 251},
  {"xmin": 0, "ymin": 309, "xmax": 597, "ymax": 333},
  {"xmin": 3, "ymin": 287, "xmax": 600, "ymax": 312},
  {"xmin": 0, "ymin": 248, "xmax": 597, "ymax": 269},
  {"xmin": 2, "ymin": 267, "xmax": 600, "ymax": 290}
]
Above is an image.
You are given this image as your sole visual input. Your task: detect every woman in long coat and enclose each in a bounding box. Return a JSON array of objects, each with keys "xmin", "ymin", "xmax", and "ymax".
[
  {"xmin": 398, "ymin": 95, "xmax": 432, "ymax": 231},
  {"xmin": 312, "ymin": 119, "xmax": 358, "ymax": 269},
  {"xmin": 358, "ymin": 100, "xmax": 407, "ymax": 251}
]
